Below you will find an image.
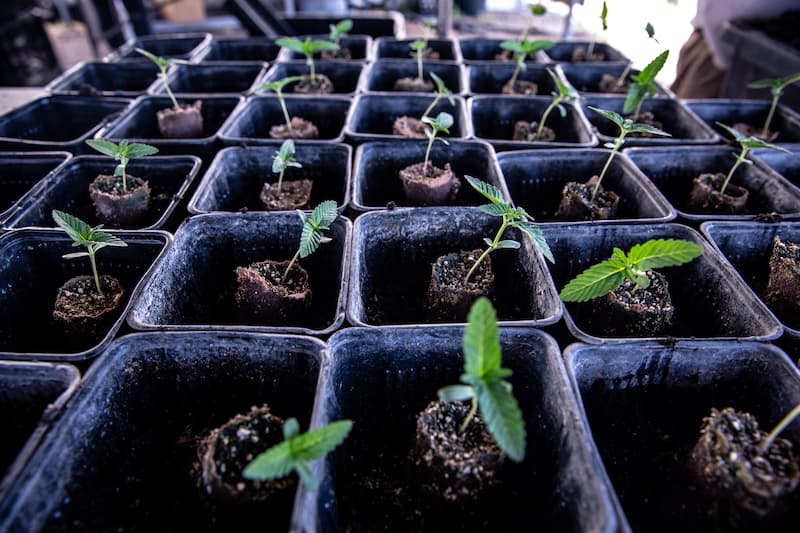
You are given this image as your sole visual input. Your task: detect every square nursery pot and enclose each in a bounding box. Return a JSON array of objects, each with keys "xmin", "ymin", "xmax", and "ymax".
[
  {"xmin": 542, "ymin": 223, "xmax": 781, "ymax": 343},
  {"xmin": 188, "ymin": 144, "xmax": 351, "ymax": 214},
  {"xmin": 0, "ymin": 96, "xmax": 131, "ymax": 153},
  {"xmin": 348, "ymin": 207, "xmax": 561, "ymax": 326},
  {"xmin": 0, "ymin": 361, "xmax": 79, "ymax": 503},
  {"xmin": 346, "ymin": 93, "xmax": 468, "ymax": 143},
  {"xmin": 564, "ymin": 341, "xmax": 800, "ymax": 533},
  {"xmin": 497, "ymin": 149, "xmax": 675, "ymax": 224},
  {"xmin": 351, "ymin": 139, "xmax": 507, "ymax": 212},
  {"xmin": 258, "ymin": 61, "xmax": 365, "ymax": 96},
  {"xmin": 459, "ymin": 37, "xmax": 549, "ymax": 64},
  {"xmin": 560, "ymin": 63, "xmax": 672, "ymax": 97},
  {"xmin": 105, "ymin": 33, "xmax": 212, "ymax": 62},
  {"xmin": 281, "ymin": 14, "xmax": 402, "ymax": 37},
  {"xmin": 375, "ymin": 37, "xmax": 460, "ymax": 62},
  {"xmin": 6, "ymin": 155, "xmax": 201, "ymax": 231},
  {"xmin": 200, "ymin": 37, "xmax": 281, "ymax": 62},
  {"xmin": 543, "ymin": 41, "xmax": 629, "ymax": 63},
  {"xmin": 753, "ymin": 146, "xmax": 800, "ymax": 189},
  {"xmin": 128, "ymin": 212, "xmax": 350, "ymax": 335},
  {"xmin": 297, "ymin": 327, "xmax": 618, "ymax": 533},
  {"xmin": 363, "ymin": 61, "xmax": 466, "ymax": 95},
  {"xmin": 626, "ymin": 146, "xmax": 800, "ymax": 222},
  {"xmin": 151, "ymin": 62, "xmax": 268, "ymax": 96},
  {"xmin": 684, "ymin": 99, "xmax": 800, "ymax": 145},
  {"xmin": 467, "ymin": 63, "xmax": 563, "ymax": 96},
  {"xmin": 0, "ymin": 228, "xmax": 169, "ymax": 360},
  {"xmin": 0, "ymin": 152, "xmax": 71, "ymax": 225},
  {"xmin": 0, "ymin": 332, "xmax": 324, "ymax": 532},
  {"xmin": 45, "ymin": 61, "xmax": 160, "ymax": 97},
  {"xmin": 220, "ymin": 95, "xmax": 350, "ymax": 145},
  {"xmin": 469, "ymin": 96, "xmax": 597, "ymax": 150},
  {"xmin": 283, "ymin": 35, "xmax": 373, "ymax": 62},
  {"xmin": 582, "ymin": 96, "xmax": 719, "ymax": 147}
]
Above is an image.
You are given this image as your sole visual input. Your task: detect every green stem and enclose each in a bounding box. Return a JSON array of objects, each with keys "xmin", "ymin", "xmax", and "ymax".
[
  {"xmin": 421, "ymin": 94, "xmax": 441, "ymax": 121},
  {"xmin": 633, "ymin": 99, "xmax": 644, "ymax": 122},
  {"xmin": 282, "ymin": 249, "xmax": 301, "ymax": 283},
  {"xmin": 592, "ymin": 135, "xmax": 624, "ymax": 201},
  {"xmin": 417, "ymin": 49, "xmax": 424, "ymax": 82},
  {"xmin": 161, "ymin": 71, "xmax": 180, "ymax": 111},
  {"xmin": 122, "ymin": 167, "xmax": 127, "ymax": 194},
  {"xmin": 508, "ymin": 58, "xmax": 524, "ymax": 88},
  {"xmin": 277, "ymin": 168, "xmax": 285, "ymax": 194},
  {"xmin": 459, "ymin": 395, "xmax": 478, "ymax": 433},
  {"xmin": 762, "ymin": 403, "xmax": 800, "ymax": 453},
  {"xmin": 616, "ymin": 62, "xmax": 632, "ymax": 87},
  {"xmin": 424, "ymin": 131, "xmax": 435, "ymax": 169},
  {"xmin": 537, "ymin": 96, "xmax": 560, "ymax": 140},
  {"xmin": 465, "ymin": 218, "xmax": 510, "ymax": 283},
  {"xmin": 89, "ymin": 249, "xmax": 104, "ymax": 297},
  {"xmin": 278, "ymin": 92, "xmax": 294, "ymax": 134},
  {"xmin": 308, "ymin": 56, "xmax": 316, "ymax": 82},
  {"xmin": 720, "ymin": 147, "xmax": 747, "ymax": 196},
  {"xmin": 763, "ymin": 93, "xmax": 779, "ymax": 133}
]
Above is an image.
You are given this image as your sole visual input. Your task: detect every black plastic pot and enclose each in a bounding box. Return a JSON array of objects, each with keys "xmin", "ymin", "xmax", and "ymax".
[
  {"xmin": 497, "ymin": 149, "xmax": 675, "ymax": 223},
  {"xmin": 0, "ymin": 152, "xmax": 71, "ymax": 225},
  {"xmin": 684, "ymin": 99, "xmax": 800, "ymax": 145},
  {"xmin": 128, "ymin": 212, "xmax": 350, "ymax": 335},
  {"xmin": 469, "ymin": 96, "xmax": 597, "ymax": 150},
  {"xmin": 151, "ymin": 62, "xmax": 268, "ymax": 96},
  {"xmin": 188, "ymin": 144, "xmax": 351, "ymax": 214},
  {"xmin": 283, "ymin": 35, "xmax": 373, "ymax": 62},
  {"xmin": 258, "ymin": 61, "xmax": 365, "ymax": 96},
  {"xmin": 347, "ymin": 207, "xmax": 560, "ymax": 326},
  {"xmin": 363, "ymin": 61, "xmax": 466, "ymax": 95},
  {"xmin": 467, "ymin": 63, "xmax": 562, "ymax": 96},
  {"xmin": 105, "ymin": 33, "xmax": 212, "ymax": 62},
  {"xmin": 582, "ymin": 96, "xmax": 719, "ymax": 146},
  {"xmin": 375, "ymin": 37, "xmax": 460, "ymax": 62},
  {"xmin": 458, "ymin": 37, "xmax": 549, "ymax": 64},
  {"xmin": 626, "ymin": 146, "xmax": 800, "ymax": 222},
  {"xmin": 0, "ymin": 96, "xmax": 131, "ymax": 153},
  {"xmin": 0, "ymin": 332, "xmax": 324, "ymax": 532},
  {"xmin": 564, "ymin": 341, "xmax": 800, "ymax": 532},
  {"xmin": 0, "ymin": 361, "xmax": 79, "ymax": 503},
  {"xmin": 346, "ymin": 93, "xmax": 468, "ymax": 143},
  {"xmin": 219, "ymin": 95, "xmax": 350, "ymax": 145},
  {"xmin": 0, "ymin": 228, "xmax": 169, "ymax": 360},
  {"xmin": 753, "ymin": 146, "xmax": 800, "ymax": 189},
  {"xmin": 560, "ymin": 63, "xmax": 672, "ymax": 96},
  {"xmin": 543, "ymin": 42, "xmax": 629, "ymax": 63},
  {"xmin": 7, "ymin": 155, "xmax": 201, "ymax": 230},
  {"xmin": 351, "ymin": 139, "xmax": 505, "ymax": 212},
  {"xmin": 200, "ymin": 37, "xmax": 281, "ymax": 62},
  {"xmin": 542, "ymin": 223, "xmax": 781, "ymax": 343},
  {"xmin": 280, "ymin": 13, "xmax": 402, "ymax": 37},
  {"xmin": 46, "ymin": 61, "xmax": 160, "ymax": 97},
  {"xmin": 295, "ymin": 327, "xmax": 617, "ymax": 533}
]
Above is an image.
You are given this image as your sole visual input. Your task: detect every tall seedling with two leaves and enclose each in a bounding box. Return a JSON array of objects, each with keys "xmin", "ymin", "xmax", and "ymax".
[
  {"xmin": 421, "ymin": 73, "xmax": 455, "ymax": 120},
  {"xmin": 713, "ymin": 123, "xmax": 789, "ymax": 196},
  {"xmin": 421, "ymin": 112, "xmax": 453, "ymax": 170},
  {"xmin": 622, "ymin": 50, "xmax": 669, "ymax": 121},
  {"xmin": 283, "ymin": 200, "xmax": 338, "ymax": 282},
  {"xmin": 85, "ymin": 139, "xmax": 159, "ymax": 193},
  {"xmin": 746, "ymin": 73, "xmax": 800, "ymax": 137},
  {"xmin": 499, "ymin": 38, "xmax": 554, "ymax": 91},
  {"xmin": 533, "ymin": 69, "xmax": 578, "ymax": 140},
  {"xmin": 329, "ymin": 19, "xmax": 353, "ymax": 48},
  {"xmin": 136, "ymin": 49, "xmax": 189, "ymax": 112},
  {"xmin": 252, "ymin": 76, "xmax": 305, "ymax": 134},
  {"xmin": 276, "ymin": 37, "xmax": 339, "ymax": 84}
]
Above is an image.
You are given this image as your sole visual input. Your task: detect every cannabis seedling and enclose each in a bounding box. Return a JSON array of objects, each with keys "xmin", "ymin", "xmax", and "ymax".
[
  {"xmin": 585, "ymin": 1, "xmax": 608, "ymax": 59},
  {"xmin": 85, "ymin": 139, "xmax": 158, "ymax": 193},
  {"xmin": 622, "ymin": 50, "xmax": 669, "ymax": 121},
  {"xmin": 136, "ymin": 48, "xmax": 189, "ymax": 111},
  {"xmin": 534, "ymin": 68, "xmax": 578, "ymax": 140},
  {"xmin": 329, "ymin": 18, "xmax": 353, "ymax": 47},
  {"xmin": 559, "ymin": 239, "xmax": 702, "ymax": 302},
  {"xmin": 410, "ymin": 39, "xmax": 427, "ymax": 82},
  {"xmin": 498, "ymin": 38, "xmax": 555, "ymax": 88},
  {"xmin": 714, "ymin": 122, "xmax": 789, "ymax": 196},
  {"xmin": 420, "ymin": 112, "xmax": 452, "ymax": 169},
  {"xmin": 747, "ymin": 72, "xmax": 800, "ymax": 134},
  {"xmin": 243, "ymin": 417, "xmax": 352, "ymax": 490},
  {"xmin": 588, "ymin": 107, "xmax": 670, "ymax": 201},
  {"xmin": 272, "ymin": 139, "xmax": 302, "ymax": 194},
  {"xmin": 421, "ymin": 72, "xmax": 455, "ymax": 120},
  {"xmin": 282, "ymin": 200, "xmax": 338, "ymax": 282},
  {"xmin": 251, "ymin": 76, "xmax": 305, "ymax": 133},
  {"xmin": 276, "ymin": 37, "xmax": 339, "ymax": 82},
  {"xmin": 464, "ymin": 176, "xmax": 553, "ymax": 284},
  {"xmin": 437, "ymin": 297, "xmax": 526, "ymax": 462},
  {"xmin": 52, "ymin": 210, "xmax": 127, "ymax": 297}
]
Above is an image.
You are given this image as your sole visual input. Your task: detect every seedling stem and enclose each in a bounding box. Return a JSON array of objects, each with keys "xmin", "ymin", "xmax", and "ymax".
[{"xmin": 762, "ymin": 403, "xmax": 800, "ymax": 452}]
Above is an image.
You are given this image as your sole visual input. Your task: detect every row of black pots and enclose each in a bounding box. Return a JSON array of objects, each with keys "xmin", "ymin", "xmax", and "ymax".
[{"xmin": 1, "ymin": 330, "xmax": 798, "ymax": 532}]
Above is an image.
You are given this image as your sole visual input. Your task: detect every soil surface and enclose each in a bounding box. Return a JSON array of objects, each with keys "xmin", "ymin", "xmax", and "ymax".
[
  {"xmin": 259, "ymin": 179, "xmax": 312, "ymax": 211},
  {"xmin": 687, "ymin": 172, "xmax": 749, "ymax": 214},
  {"xmin": 763, "ymin": 236, "xmax": 800, "ymax": 320},
  {"xmin": 269, "ymin": 117, "xmax": 319, "ymax": 139},
  {"xmin": 571, "ymin": 47, "xmax": 605, "ymax": 62},
  {"xmin": 555, "ymin": 176, "xmax": 620, "ymax": 220},
  {"xmin": 426, "ymin": 249, "xmax": 494, "ymax": 322},
  {"xmin": 587, "ymin": 270, "xmax": 674, "ymax": 337},
  {"xmin": 234, "ymin": 259, "xmax": 311, "ymax": 323},
  {"xmin": 293, "ymin": 74, "xmax": 334, "ymax": 95},
  {"xmin": 732, "ymin": 122, "xmax": 778, "ymax": 142},
  {"xmin": 89, "ymin": 174, "xmax": 150, "ymax": 226},
  {"xmin": 512, "ymin": 120, "xmax": 556, "ymax": 142},
  {"xmin": 322, "ymin": 48, "xmax": 351, "ymax": 60},
  {"xmin": 393, "ymin": 76, "xmax": 435, "ymax": 92},
  {"xmin": 625, "ymin": 111, "xmax": 664, "ymax": 136},
  {"xmin": 157, "ymin": 100, "xmax": 204, "ymax": 138},
  {"xmin": 53, "ymin": 275, "xmax": 124, "ymax": 335},
  {"xmin": 501, "ymin": 79, "xmax": 538, "ymax": 96},
  {"xmin": 393, "ymin": 115, "xmax": 430, "ymax": 138},
  {"xmin": 597, "ymin": 73, "xmax": 628, "ymax": 93},
  {"xmin": 399, "ymin": 161, "xmax": 460, "ymax": 205}
]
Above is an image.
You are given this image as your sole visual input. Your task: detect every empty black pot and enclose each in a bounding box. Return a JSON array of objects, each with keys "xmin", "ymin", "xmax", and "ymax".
[
  {"xmin": 0, "ymin": 152, "xmax": 71, "ymax": 225},
  {"xmin": 46, "ymin": 61, "xmax": 160, "ymax": 97},
  {"xmin": 684, "ymin": 99, "xmax": 800, "ymax": 145},
  {"xmin": 348, "ymin": 207, "xmax": 561, "ymax": 326},
  {"xmin": 258, "ymin": 61, "xmax": 365, "ymax": 96},
  {"xmin": 375, "ymin": 37, "xmax": 460, "ymax": 62},
  {"xmin": 105, "ymin": 33, "xmax": 212, "ymax": 62},
  {"xmin": 200, "ymin": 37, "xmax": 281, "ymax": 62},
  {"xmin": 282, "ymin": 35, "xmax": 373, "ymax": 62},
  {"xmin": 151, "ymin": 62, "xmax": 268, "ymax": 96},
  {"xmin": 128, "ymin": 212, "xmax": 350, "ymax": 335},
  {"xmin": 363, "ymin": 61, "xmax": 466, "ymax": 95},
  {"xmin": 543, "ymin": 42, "xmax": 628, "ymax": 63},
  {"xmin": 458, "ymin": 37, "xmax": 549, "ymax": 64},
  {"xmin": 188, "ymin": 144, "xmax": 351, "ymax": 214},
  {"xmin": 560, "ymin": 63, "xmax": 672, "ymax": 96},
  {"xmin": 0, "ymin": 332, "xmax": 324, "ymax": 532},
  {"xmin": 467, "ymin": 63, "xmax": 563, "ymax": 96}
]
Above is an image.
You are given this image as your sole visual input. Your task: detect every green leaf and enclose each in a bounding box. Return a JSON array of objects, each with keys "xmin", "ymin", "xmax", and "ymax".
[
  {"xmin": 308, "ymin": 39, "xmax": 340, "ymax": 53},
  {"xmin": 254, "ymin": 75, "xmax": 305, "ymax": 94},
  {"xmin": 587, "ymin": 106, "xmax": 625, "ymax": 129},
  {"xmin": 548, "ymin": 68, "xmax": 576, "ymax": 99},
  {"xmin": 124, "ymin": 143, "xmax": 159, "ymax": 157},
  {"xmin": 52, "ymin": 210, "xmax": 127, "ymax": 250},
  {"xmin": 624, "ymin": 122, "xmax": 671, "ymax": 137},
  {"xmin": 299, "ymin": 201, "xmax": 337, "ymax": 258},
  {"xmin": 600, "ymin": 1, "xmax": 609, "ymax": 30},
  {"xmin": 531, "ymin": 4, "xmax": 546, "ymax": 16},
  {"xmin": 465, "ymin": 175, "xmax": 504, "ymax": 204},
  {"xmin": 283, "ymin": 417, "xmax": 300, "ymax": 440},
  {"xmin": 749, "ymin": 72, "xmax": 800, "ymax": 90},
  {"xmin": 635, "ymin": 50, "xmax": 669, "ymax": 85},
  {"xmin": 515, "ymin": 220, "xmax": 554, "ymax": 263},
  {"xmin": 410, "ymin": 39, "xmax": 426, "ymax": 51},
  {"xmin": 242, "ymin": 440, "xmax": 295, "ymax": 480},
  {"xmin": 523, "ymin": 39, "xmax": 555, "ymax": 55},
  {"xmin": 308, "ymin": 200, "xmax": 338, "ymax": 227},
  {"xmin": 438, "ymin": 384, "xmax": 475, "ymax": 402},
  {"xmin": 135, "ymin": 48, "xmax": 169, "ymax": 70},
  {"xmin": 85, "ymin": 139, "xmax": 119, "ymax": 158},
  {"xmin": 716, "ymin": 122, "xmax": 790, "ymax": 152},
  {"xmin": 627, "ymin": 239, "xmax": 703, "ymax": 271},
  {"xmin": 276, "ymin": 37, "xmax": 304, "ymax": 53},
  {"xmin": 336, "ymin": 19, "xmax": 353, "ymax": 33},
  {"xmin": 289, "ymin": 420, "xmax": 353, "ymax": 462},
  {"xmin": 62, "ymin": 251, "xmax": 90, "ymax": 259},
  {"xmin": 500, "ymin": 40, "xmax": 524, "ymax": 54},
  {"xmin": 272, "ymin": 139, "xmax": 298, "ymax": 173},
  {"xmin": 559, "ymin": 257, "xmax": 627, "ymax": 302},
  {"xmin": 429, "ymin": 72, "xmax": 453, "ymax": 102},
  {"xmin": 479, "ymin": 203, "xmax": 515, "ymax": 217},
  {"xmin": 475, "ymin": 379, "xmax": 526, "ymax": 462},
  {"xmin": 463, "ymin": 297, "xmax": 501, "ymax": 378},
  {"xmin": 645, "ymin": 22, "xmax": 656, "ymax": 39},
  {"xmin": 495, "ymin": 240, "xmax": 521, "ymax": 250},
  {"xmin": 623, "ymin": 83, "xmax": 647, "ymax": 115}
]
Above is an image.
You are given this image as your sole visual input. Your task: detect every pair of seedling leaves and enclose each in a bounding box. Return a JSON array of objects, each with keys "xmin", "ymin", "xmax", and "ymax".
[{"xmin": 85, "ymin": 139, "xmax": 159, "ymax": 194}]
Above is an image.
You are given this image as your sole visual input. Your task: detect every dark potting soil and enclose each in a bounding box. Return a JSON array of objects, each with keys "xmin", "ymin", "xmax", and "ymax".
[
  {"xmin": 733, "ymin": 122, "xmax": 779, "ymax": 142},
  {"xmin": 501, "ymin": 79, "xmax": 538, "ymax": 96},
  {"xmin": 260, "ymin": 179, "xmax": 313, "ymax": 211},
  {"xmin": 234, "ymin": 259, "xmax": 311, "ymax": 323},
  {"xmin": 687, "ymin": 172, "xmax": 749, "ymax": 214},
  {"xmin": 269, "ymin": 117, "xmax": 319, "ymax": 139},
  {"xmin": 597, "ymin": 73, "xmax": 628, "ymax": 94},
  {"xmin": 688, "ymin": 407, "xmax": 800, "ymax": 530},
  {"xmin": 555, "ymin": 177, "xmax": 620, "ymax": 221},
  {"xmin": 399, "ymin": 162, "xmax": 460, "ymax": 205},
  {"xmin": 764, "ymin": 236, "xmax": 800, "ymax": 320},
  {"xmin": 625, "ymin": 111, "xmax": 664, "ymax": 137},
  {"xmin": 426, "ymin": 250, "xmax": 494, "ymax": 322},
  {"xmin": 393, "ymin": 76, "xmax": 434, "ymax": 92},
  {"xmin": 293, "ymin": 74, "xmax": 334, "ymax": 95},
  {"xmin": 322, "ymin": 48, "xmax": 352, "ymax": 60},
  {"xmin": 157, "ymin": 101, "xmax": 204, "ymax": 138},
  {"xmin": 392, "ymin": 115, "xmax": 430, "ymax": 139},
  {"xmin": 89, "ymin": 174, "xmax": 150, "ymax": 226},
  {"xmin": 571, "ymin": 47, "xmax": 605, "ymax": 62},
  {"xmin": 512, "ymin": 120, "xmax": 556, "ymax": 142},
  {"xmin": 53, "ymin": 275, "xmax": 124, "ymax": 335}
]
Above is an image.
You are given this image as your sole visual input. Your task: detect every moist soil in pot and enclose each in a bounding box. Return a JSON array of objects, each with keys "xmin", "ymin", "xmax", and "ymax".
[
  {"xmin": 269, "ymin": 117, "xmax": 319, "ymax": 140},
  {"xmin": 196, "ymin": 404, "xmax": 293, "ymax": 503},
  {"xmin": 512, "ymin": 120, "xmax": 556, "ymax": 142},
  {"xmin": 426, "ymin": 250, "xmax": 494, "ymax": 322},
  {"xmin": 260, "ymin": 179, "xmax": 313, "ymax": 211},
  {"xmin": 157, "ymin": 100, "xmax": 204, "ymax": 138},
  {"xmin": 53, "ymin": 275, "xmax": 125, "ymax": 336},
  {"xmin": 763, "ymin": 236, "xmax": 800, "ymax": 319},
  {"xmin": 501, "ymin": 79, "xmax": 538, "ymax": 96},
  {"xmin": 413, "ymin": 400, "xmax": 505, "ymax": 503},
  {"xmin": 393, "ymin": 115, "xmax": 430, "ymax": 138},
  {"xmin": 687, "ymin": 407, "xmax": 800, "ymax": 530},
  {"xmin": 732, "ymin": 122, "xmax": 779, "ymax": 142},
  {"xmin": 624, "ymin": 111, "xmax": 664, "ymax": 136},
  {"xmin": 322, "ymin": 48, "xmax": 351, "ymax": 60},
  {"xmin": 598, "ymin": 74, "xmax": 628, "ymax": 94},
  {"xmin": 687, "ymin": 173, "xmax": 749, "ymax": 214},
  {"xmin": 555, "ymin": 176, "xmax": 620, "ymax": 220},
  {"xmin": 571, "ymin": 47, "xmax": 605, "ymax": 62},
  {"xmin": 234, "ymin": 259, "xmax": 311, "ymax": 323},
  {"xmin": 394, "ymin": 77, "xmax": 434, "ymax": 92},
  {"xmin": 293, "ymin": 74, "xmax": 334, "ymax": 95},
  {"xmin": 398, "ymin": 161, "xmax": 460, "ymax": 205},
  {"xmin": 89, "ymin": 174, "xmax": 151, "ymax": 226}
]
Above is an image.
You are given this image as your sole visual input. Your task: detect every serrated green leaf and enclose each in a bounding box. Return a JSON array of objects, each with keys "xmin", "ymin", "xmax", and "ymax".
[
  {"xmin": 479, "ymin": 203, "xmax": 515, "ymax": 217},
  {"xmin": 625, "ymin": 122, "xmax": 671, "ymax": 137},
  {"xmin": 749, "ymin": 72, "xmax": 800, "ymax": 90},
  {"xmin": 438, "ymin": 384, "xmax": 475, "ymax": 402},
  {"xmin": 475, "ymin": 379, "xmax": 526, "ymax": 462},
  {"xmin": 465, "ymin": 175, "xmax": 504, "ymax": 204},
  {"xmin": 463, "ymin": 297, "xmax": 501, "ymax": 377},
  {"xmin": 242, "ymin": 440, "xmax": 295, "ymax": 480},
  {"xmin": 716, "ymin": 122, "xmax": 790, "ymax": 152},
  {"xmin": 588, "ymin": 106, "xmax": 624, "ymax": 128},
  {"xmin": 309, "ymin": 200, "xmax": 338, "ymax": 227},
  {"xmin": 559, "ymin": 257, "xmax": 627, "ymax": 302},
  {"xmin": 495, "ymin": 240, "xmax": 521, "ymax": 250},
  {"xmin": 290, "ymin": 420, "xmax": 353, "ymax": 462},
  {"xmin": 52, "ymin": 210, "xmax": 93, "ymax": 242},
  {"xmin": 299, "ymin": 201, "xmax": 337, "ymax": 258},
  {"xmin": 125, "ymin": 143, "xmax": 159, "ymax": 157},
  {"xmin": 500, "ymin": 40, "xmax": 524, "ymax": 54},
  {"xmin": 515, "ymin": 220, "xmax": 554, "ymax": 263},
  {"xmin": 85, "ymin": 139, "xmax": 119, "ymax": 157},
  {"xmin": 627, "ymin": 239, "xmax": 703, "ymax": 271}
]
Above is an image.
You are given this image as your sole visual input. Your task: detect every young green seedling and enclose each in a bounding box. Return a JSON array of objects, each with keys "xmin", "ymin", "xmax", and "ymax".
[
  {"xmin": 535, "ymin": 68, "xmax": 578, "ymax": 140},
  {"xmin": 410, "ymin": 39, "xmax": 427, "ymax": 82},
  {"xmin": 85, "ymin": 139, "xmax": 158, "ymax": 193},
  {"xmin": 276, "ymin": 37, "xmax": 339, "ymax": 82},
  {"xmin": 282, "ymin": 200, "xmax": 337, "ymax": 281},
  {"xmin": 762, "ymin": 402, "xmax": 800, "ymax": 453},
  {"xmin": 52, "ymin": 210, "xmax": 127, "ymax": 297},
  {"xmin": 421, "ymin": 72, "xmax": 455, "ymax": 120},
  {"xmin": 464, "ymin": 176, "xmax": 553, "ymax": 284},
  {"xmin": 748, "ymin": 72, "xmax": 800, "ymax": 134},
  {"xmin": 251, "ymin": 76, "xmax": 305, "ymax": 133},
  {"xmin": 243, "ymin": 417, "xmax": 352, "ymax": 490},
  {"xmin": 437, "ymin": 297, "xmax": 526, "ymax": 462},
  {"xmin": 498, "ymin": 38, "xmax": 555, "ymax": 88},
  {"xmin": 588, "ymin": 107, "xmax": 670, "ymax": 201},
  {"xmin": 560, "ymin": 239, "xmax": 702, "ymax": 302},
  {"xmin": 421, "ymin": 112, "xmax": 452, "ymax": 169},
  {"xmin": 623, "ymin": 50, "xmax": 669, "ymax": 121},
  {"xmin": 272, "ymin": 139, "xmax": 302, "ymax": 194},
  {"xmin": 136, "ymin": 48, "xmax": 190, "ymax": 111},
  {"xmin": 329, "ymin": 19, "xmax": 353, "ymax": 46},
  {"xmin": 585, "ymin": 1, "xmax": 608, "ymax": 59},
  {"xmin": 715, "ymin": 122, "xmax": 790, "ymax": 195}
]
